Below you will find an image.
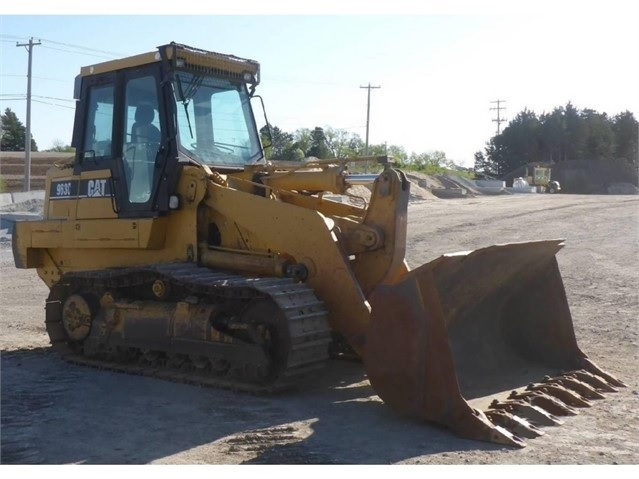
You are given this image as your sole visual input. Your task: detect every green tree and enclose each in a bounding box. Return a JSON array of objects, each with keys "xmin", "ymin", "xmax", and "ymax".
[
  {"xmin": 483, "ymin": 136, "xmax": 509, "ymax": 176},
  {"xmin": 324, "ymin": 126, "xmax": 364, "ymax": 158},
  {"xmin": 292, "ymin": 128, "xmax": 312, "ymax": 155},
  {"xmin": 260, "ymin": 125, "xmax": 294, "ymax": 160},
  {"xmin": 474, "ymin": 150, "xmax": 498, "ymax": 177},
  {"xmin": 503, "ymin": 109, "xmax": 541, "ymax": 166},
  {"xmin": 367, "ymin": 143, "xmax": 389, "ymax": 157},
  {"xmin": 386, "ymin": 144, "xmax": 408, "ymax": 163},
  {"xmin": 47, "ymin": 139, "xmax": 75, "ymax": 153},
  {"xmin": 1, "ymin": 108, "xmax": 38, "ymax": 151},
  {"xmin": 481, "ymin": 102, "xmax": 637, "ymax": 176},
  {"xmin": 580, "ymin": 109, "xmax": 615, "ymax": 160},
  {"xmin": 612, "ymin": 111, "xmax": 638, "ymax": 166},
  {"xmin": 563, "ymin": 102, "xmax": 586, "ymax": 161},
  {"xmin": 284, "ymin": 146, "xmax": 306, "ymax": 161},
  {"xmin": 408, "ymin": 150, "xmax": 450, "ymax": 169},
  {"xmin": 483, "ymin": 109, "xmax": 542, "ymax": 175},
  {"xmin": 307, "ymin": 127, "xmax": 332, "ymax": 159},
  {"xmin": 539, "ymin": 107, "xmax": 567, "ymax": 163}
]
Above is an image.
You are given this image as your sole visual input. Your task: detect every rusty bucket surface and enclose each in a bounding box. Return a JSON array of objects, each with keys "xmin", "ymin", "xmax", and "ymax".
[{"xmin": 363, "ymin": 239, "xmax": 624, "ymax": 447}]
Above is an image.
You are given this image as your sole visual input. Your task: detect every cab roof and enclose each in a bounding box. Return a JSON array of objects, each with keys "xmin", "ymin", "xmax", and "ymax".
[{"xmin": 79, "ymin": 42, "xmax": 260, "ymax": 85}]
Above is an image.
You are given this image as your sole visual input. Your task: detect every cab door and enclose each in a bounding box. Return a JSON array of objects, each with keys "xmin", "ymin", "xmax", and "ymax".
[
  {"xmin": 71, "ymin": 72, "xmax": 118, "ymax": 220},
  {"xmin": 110, "ymin": 67, "xmax": 168, "ymax": 218}
]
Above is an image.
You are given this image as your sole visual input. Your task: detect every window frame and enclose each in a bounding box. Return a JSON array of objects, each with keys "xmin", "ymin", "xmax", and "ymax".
[
  {"xmin": 73, "ymin": 72, "xmax": 116, "ymax": 174},
  {"xmin": 110, "ymin": 64, "xmax": 169, "ymax": 217}
]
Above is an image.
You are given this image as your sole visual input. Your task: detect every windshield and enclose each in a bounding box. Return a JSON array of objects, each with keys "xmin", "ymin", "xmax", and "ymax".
[{"xmin": 173, "ymin": 71, "xmax": 263, "ymax": 167}]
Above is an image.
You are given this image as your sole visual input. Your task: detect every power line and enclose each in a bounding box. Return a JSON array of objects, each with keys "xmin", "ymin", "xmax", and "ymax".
[
  {"xmin": 1, "ymin": 34, "xmax": 124, "ymax": 57},
  {"xmin": 332, "ymin": 124, "xmax": 367, "ymax": 130},
  {"xmin": 37, "ymin": 37, "xmax": 125, "ymax": 57},
  {"xmin": 31, "ymin": 98, "xmax": 76, "ymax": 109},
  {"xmin": 40, "ymin": 44, "xmax": 115, "ymax": 60},
  {"xmin": 0, "ymin": 34, "xmax": 28, "ymax": 40},
  {"xmin": 490, "ymin": 99, "xmax": 507, "ymax": 136},
  {"xmin": 2, "ymin": 96, "xmax": 76, "ymax": 109},
  {"xmin": 264, "ymin": 76, "xmax": 354, "ymax": 88},
  {"xmin": 1, "ymin": 74, "xmax": 68, "ymax": 82},
  {"xmin": 32, "ymin": 95, "xmax": 75, "ymax": 102},
  {"xmin": 32, "ymin": 75, "xmax": 67, "ymax": 82}
]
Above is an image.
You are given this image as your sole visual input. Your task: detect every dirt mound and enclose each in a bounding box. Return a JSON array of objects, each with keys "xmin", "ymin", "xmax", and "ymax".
[
  {"xmin": 402, "ymin": 173, "xmax": 442, "ymax": 200},
  {"xmin": 1, "ymin": 152, "xmax": 72, "ymax": 193},
  {"xmin": 347, "ymin": 175, "xmax": 438, "ymax": 205}
]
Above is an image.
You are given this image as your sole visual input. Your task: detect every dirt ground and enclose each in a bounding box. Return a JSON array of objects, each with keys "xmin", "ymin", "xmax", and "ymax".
[{"xmin": 1, "ymin": 193, "xmax": 638, "ymax": 466}]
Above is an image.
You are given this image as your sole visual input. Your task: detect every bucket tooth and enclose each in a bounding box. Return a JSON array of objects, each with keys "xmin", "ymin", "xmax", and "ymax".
[
  {"xmin": 563, "ymin": 369, "xmax": 619, "ymax": 393},
  {"xmin": 508, "ymin": 390, "xmax": 579, "ymax": 416},
  {"xmin": 542, "ymin": 375, "xmax": 606, "ymax": 400},
  {"xmin": 485, "ymin": 410, "xmax": 544, "ymax": 439},
  {"xmin": 525, "ymin": 383, "xmax": 592, "ymax": 408},
  {"xmin": 457, "ymin": 408, "xmax": 528, "ymax": 448},
  {"xmin": 489, "ymin": 399, "xmax": 563, "ymax": 427},
  {"xmin": 580, "ymin": 358, "xmax": 627, "ymax": 388}
]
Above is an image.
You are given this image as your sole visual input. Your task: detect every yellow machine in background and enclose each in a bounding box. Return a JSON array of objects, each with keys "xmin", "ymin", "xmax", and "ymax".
[
  {"xmin": 13, "ymin": 43, "xmax": 622, "ymax": 448},
  {"xmin": 524, "ymin": 165, "xmax": 561, "ymax": 193}
]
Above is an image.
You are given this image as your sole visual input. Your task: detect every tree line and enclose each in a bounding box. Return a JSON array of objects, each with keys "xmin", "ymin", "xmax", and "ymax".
[
  {"xmin": 1, "ymin": 108, "xmax": 76, "ymax": 153},
  {"xmin": 1, "ymin": 108, "xmax": 38, "ymax": 152},
  {"xmin": 4, "ymin": 104, "xmax": 636, "ymax": 178},
  {"xmin": 260, "ymin": 125, "xmax": 458, "ymax": 173},
  {"xmin": 0, "ymin": 107, "xmax": 456, "ymax": 171},
  {"xmin": 474, "ymin": 103, "xmax": 638, "ymax": 178}
]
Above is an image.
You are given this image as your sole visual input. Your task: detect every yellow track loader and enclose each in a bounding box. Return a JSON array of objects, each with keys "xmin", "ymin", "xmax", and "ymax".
[{"xmin": 12, "ymin": 43, "xmax": 624, "ymax": 448}]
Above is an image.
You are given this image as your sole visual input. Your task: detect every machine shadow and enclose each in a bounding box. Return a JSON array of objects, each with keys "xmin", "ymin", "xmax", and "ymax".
[{"xmin": 1, "ymin": 348, "xmax": 504, "ymax": 465}]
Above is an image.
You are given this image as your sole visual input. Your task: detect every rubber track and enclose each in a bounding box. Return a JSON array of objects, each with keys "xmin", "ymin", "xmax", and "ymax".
[{"xmin": 45, "ymin": 263, "xmax": 332, "ymax": 393}]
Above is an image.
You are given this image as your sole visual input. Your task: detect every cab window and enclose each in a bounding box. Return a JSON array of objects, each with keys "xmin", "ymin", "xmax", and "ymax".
[
  {"xmin": 83, "ymin": 84, "xmax": 114, "ymax": 160},
  {"xmin": 121, "ymin": 75, "xmax": 162, "ymax": 204}
]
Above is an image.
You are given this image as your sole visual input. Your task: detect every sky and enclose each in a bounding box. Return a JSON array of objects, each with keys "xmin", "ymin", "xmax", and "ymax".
[{"xmin": 1, "ymin": 1, "xmax": 638, "ymax": 167}]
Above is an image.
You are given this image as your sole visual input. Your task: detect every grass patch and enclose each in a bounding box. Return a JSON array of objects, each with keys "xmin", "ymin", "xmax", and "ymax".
[
  {"xmin": 345, "ymin": 159, "xmax": 475, "ymax": 178},
  {"xmin": 396, "ymin": 162, "xmax": 475, "ymax": 178}
]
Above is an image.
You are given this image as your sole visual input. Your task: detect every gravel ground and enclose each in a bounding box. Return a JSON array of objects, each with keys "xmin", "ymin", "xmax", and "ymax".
[{"xmin": 0, "ymin": 193, "xmax": 637, "ymax": 468}]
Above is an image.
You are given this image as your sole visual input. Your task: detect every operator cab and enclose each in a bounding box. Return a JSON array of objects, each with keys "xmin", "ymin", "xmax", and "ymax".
[{"xmin": 70, "ymin": 42, "xmax": 264, "ymax": 218}]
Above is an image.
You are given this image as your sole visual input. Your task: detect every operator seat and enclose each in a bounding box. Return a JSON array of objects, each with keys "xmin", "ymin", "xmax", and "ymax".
[
  {"xmin": 131, "ymin": 104, "xmax": 160, "ymax": 144},
  {"xmin": 126, "ymin": 104, "xmax": 161, "ymax": 203}
]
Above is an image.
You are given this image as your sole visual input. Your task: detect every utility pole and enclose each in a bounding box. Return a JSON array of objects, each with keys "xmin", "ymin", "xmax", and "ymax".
[
  {"xmin": 16, "ymin": 37, "xmax": 41, "ymax": 192},
  {"xmin": 360, "ymin": 83, "xmax": 380, "ymax": 172},
  {"xmin": 490, "ymin": 99, "xmax": 506, "ymax": 136}
]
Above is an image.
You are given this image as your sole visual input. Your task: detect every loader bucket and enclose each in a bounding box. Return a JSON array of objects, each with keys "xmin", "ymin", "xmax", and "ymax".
[{"xmin": 363, "ymin": 239, "xmax": 625, "ymax": 447}]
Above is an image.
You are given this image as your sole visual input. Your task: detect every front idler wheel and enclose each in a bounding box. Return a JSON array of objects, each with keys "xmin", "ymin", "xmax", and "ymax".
[{"xmin": 62, "ymin": 294, "xmax": 97, "ymax": 342}]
